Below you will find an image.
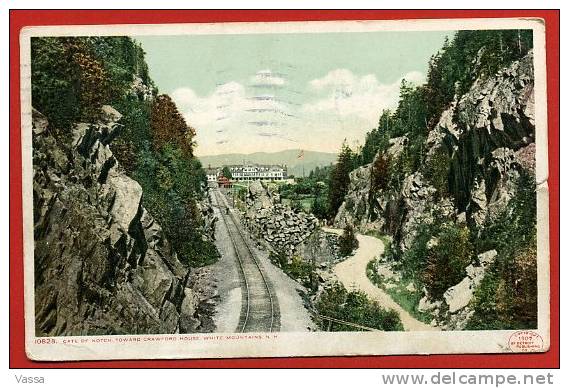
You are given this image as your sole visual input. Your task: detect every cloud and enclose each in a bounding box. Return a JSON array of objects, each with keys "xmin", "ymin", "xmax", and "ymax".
[
  {"xmin": 251, "ymin": 69, "xmax": 287, "ymax": 86},
  {"xmin": 303, "ymin": 69, "xmax": 425, "ymax": 122},
  {"xmin": 172, "ymin": 81, "xmax": 249, "ymax": 129},
  {"xmin": 171, "ymin": 68, "xmax": 426, "ymax": 155},
  {"xmin": 171, "ymin": 77, "xmax": 294, "ymax": 155}
]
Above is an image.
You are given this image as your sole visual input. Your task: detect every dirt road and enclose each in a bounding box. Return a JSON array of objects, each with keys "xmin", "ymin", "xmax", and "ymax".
[{"xmin": 323, "ymin": 227, "xmax": 437, "ymax": 331}]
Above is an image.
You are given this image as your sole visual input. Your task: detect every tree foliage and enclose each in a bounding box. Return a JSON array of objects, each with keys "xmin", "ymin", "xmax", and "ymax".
[
  {"xmin": 338, "ymin": 224, "xmax": 359, "ymax": 256},
  {"xmin": 422, "ymin": 224, "xmax": 473, "ymax": 299},
  {"xmin": 316, "ymin": 282, "xmax": 403, "ymax": 331},
  {"xmin": 328, "ymin": 142, "xmax": 355, "ymax": 219},
  {"xmin": 221, "ymin": 166, "xmax": 233, "ymax": 179},
  {"xmin": 31, "ymin": 36, "xmax": 218, "ymax": 268},
  {"xmin": 424, "ymin": 146, "xmax": 451, "ymax": 198},
  {"xmin": 340, "ymin": 29, "xmax": 536, "ymax": 330},
  {"xmin": 311, "ymin": 194, "xmax": 329, "ymax": 220},
  {"xmin": 424, "ymin": 30, "xmax": 533, "ymax": 128},
  {"xmin": 352, "ymin": 29, "xmax": 534, "ymax": 180},
  {"xmin": 31, "ymin": 38, "xmax": 108, "ymax": 131},
  {"xmin": 150, "ymin": 94, "xmax": 196, "ymax": 157},
  {"xmin": 370, "ymin": 153, "xmax": 390, "ymax": 195},
  {"xmin": 467, "ymin": 170, "xmax": 537, "ymax": 329},
  {"xmin": 31, "ymin": 36, "xmax": 155, "ymax": 132}
]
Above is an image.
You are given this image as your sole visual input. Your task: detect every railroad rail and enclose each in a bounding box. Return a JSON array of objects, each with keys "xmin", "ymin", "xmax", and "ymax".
[{"xmin": 212, "ymin": 189, "xmax": 280, "ymax": 332}]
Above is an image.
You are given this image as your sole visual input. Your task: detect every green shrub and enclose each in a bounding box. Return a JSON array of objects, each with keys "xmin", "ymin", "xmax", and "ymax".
[
  {"xmin": 422, "ymin": 224, "xmax": 473, "ymax": 299},
  {"xmin": 366, "ymin": 261, "xmax": 435, "ymax": 325},
  {"xmin": 467, "ymin": 242, "xmax": 537, "ymax": 330},
  {"xmin": 110, "ymin": 136, "xmax": 137, "ymax": 174},
  {"xmin": 338, "ymin": 224, "xmax": 359, "ymax": 256},
  {"xmin": 269, "ymin": 251, "xmax": 317, "ymax": 290},
  {"xmin": 316, "ymin": 282, "xmax": 403, "ymax": 331},
  {"xmin": 311, "ymin": 195, "xmax": 329, "ymax": 220},
  {"xmin": 425, "ymin": 147, "xmax": 451, "ymax": 198},
  {"xmin": 370, "ymin": 153, "xmax": 390, "ymax": 195},
  {"xmin": 390, "ymin": 222, "xmax": 437, "ymax": 280}
]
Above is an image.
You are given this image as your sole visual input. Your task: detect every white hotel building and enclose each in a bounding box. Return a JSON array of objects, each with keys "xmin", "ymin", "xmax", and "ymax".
[
  {"xmin": 205, "ymin": 164, "xmax": 288, "ymax": 182},
  {"xmin": 230, "ymin": 165, "xmax": 288, "ymax": 181}
]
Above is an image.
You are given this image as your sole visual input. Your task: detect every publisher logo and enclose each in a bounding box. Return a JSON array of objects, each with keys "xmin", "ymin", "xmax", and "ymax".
[{"xmin": 508, "ymin": 331, "xmax": 544, "ymax": 352}]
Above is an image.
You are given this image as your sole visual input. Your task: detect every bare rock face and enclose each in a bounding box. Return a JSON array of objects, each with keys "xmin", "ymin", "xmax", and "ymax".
[
  {"xmin": 440, "ymin": 250, "xmax": 498, "ymax": 329},
  {"xmin": 32, "ymin": 108, "xmax": 49, "ymax": 135},
  {"xmin": 130, "ymin": 75, "xmax": 154, "ymax": 101},
  {"xmin": 417, "ymin": 249, "xmax": 497, "ymax": 329},
  {"xmin": 334, "ymin": 162, "xmax": 377, "ymax": 230},
  {"xmin": 294, "ymin": 228, "xmax": 340, "ymax": 266},
  {"xmin": 387, "ymin": 136, "xmax": 409, "ymax": 159},
  {"xmin": 431, "ymin": 51, "xmax": 535, "ymax": 214},
  {"xmin": 33, "ymin": 108, "xmax": 203, "ymax": 336},
  {"xmin": 444, "ymin": 250, "xmax": 497, "ymax": 314},
  {"xmin": 244, "ymin": 181, "xmax": 319, "ymax": 256}
]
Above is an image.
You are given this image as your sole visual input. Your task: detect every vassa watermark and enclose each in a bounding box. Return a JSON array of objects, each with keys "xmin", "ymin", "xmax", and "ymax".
[
  {"xmin": 381, "ymin": 372, "xmax": 554, "ymax": 386},
  {"xmin": 14, "ymin": 375, "xmax": 45, "ymax": 384}
]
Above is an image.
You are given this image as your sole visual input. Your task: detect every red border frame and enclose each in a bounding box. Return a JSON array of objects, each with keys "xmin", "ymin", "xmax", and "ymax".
[{"xmin": 9, "ymin": 9, "xmax": 559, "ymax": 369}]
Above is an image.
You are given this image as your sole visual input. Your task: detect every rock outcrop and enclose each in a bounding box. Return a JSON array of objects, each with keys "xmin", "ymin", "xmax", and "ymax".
[
  {"xmin": 333, "ymin": 161, "xmax": 381, "ymax": 231},
  {"xmin": 243, "ymin": 181, "xmax": 319, "ymax": 256},
  {"xmin": 428, "ymin": 50, "xmax": 535, "ymax": 215},
  {"xmin": 33, "ymin": 107, "xmax": 209, "ymax": 336},
  {"xmin": 443, "ymin": 249, "xmax": 497, "ymax": 314},
  {"xmin": 417, "ymin": 249, "xmax": 497, "ymax": 329},
  {"xmin": 334, "ymin": 51, "xmax": 536, "ymax": 328},
  {"xmin": 336, "ymin": 51, "xmax": 535, "ymax": 247}
]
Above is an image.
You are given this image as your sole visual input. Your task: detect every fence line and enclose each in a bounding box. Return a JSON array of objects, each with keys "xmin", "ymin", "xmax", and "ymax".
[{"xmin": 311, "ymin": 310, "xmax": 381, "ymax": 332}]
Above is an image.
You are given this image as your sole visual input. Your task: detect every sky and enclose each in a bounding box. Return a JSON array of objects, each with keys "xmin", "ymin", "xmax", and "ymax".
[{"xmin": 135, "ymin": 30, "xmax": 453, "ymax": 156}]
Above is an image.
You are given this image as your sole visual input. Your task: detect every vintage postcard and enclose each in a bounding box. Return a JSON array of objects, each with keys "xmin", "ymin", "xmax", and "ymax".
[{"xmin": 20, "ymin": 17, "xmax": 550, "ymax": 361}]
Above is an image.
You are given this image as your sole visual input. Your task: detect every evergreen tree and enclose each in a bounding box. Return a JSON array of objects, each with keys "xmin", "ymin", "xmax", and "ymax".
[
  {"xmin": 221, "ymin": 166, "xmax": 233, "ymax": 179},
  {"xmin": 339, "ymin": 224, "xmax": 359, "ymax": 256},
  {"xmin": 328, "ymin": 141, "xmax": 354, "ymax": 219}
]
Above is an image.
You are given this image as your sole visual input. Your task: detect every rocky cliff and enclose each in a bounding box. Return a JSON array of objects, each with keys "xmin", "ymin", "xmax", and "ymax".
[
  {"xmin": 334, "ymin": 50, "xmax": 536, "ymax": 328},
  {"xmin": 33, "ymin": 107, "xmax": 213, "ymax": 336}
]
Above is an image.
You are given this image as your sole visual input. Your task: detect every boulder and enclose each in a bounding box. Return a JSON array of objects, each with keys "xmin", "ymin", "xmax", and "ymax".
[
  {"xmin": 32, "ymin": 108, "xmax": 49, "ymax": 135},
  {"xmin": 105, "ymin": 172, "xmax": 143, "ymax": 232},
  {"xmin": 418, "ymin": 295, "xmax": 442, "ymax": 313},
  {"xmin": 387, "ymin": 136, "xmax": 409, "ymax": 159},
  {"xmin": 443, "ymin": 250, "xmax": 497, "ymax": 313}
]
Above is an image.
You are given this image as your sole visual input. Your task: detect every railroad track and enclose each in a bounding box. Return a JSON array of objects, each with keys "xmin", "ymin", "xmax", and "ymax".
[{"xmin": 212, "ymin": 189, "xmax": 280, "ymax": 333}]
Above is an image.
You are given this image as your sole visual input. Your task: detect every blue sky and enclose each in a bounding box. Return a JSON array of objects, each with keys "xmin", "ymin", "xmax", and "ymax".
[{"xmin": 136, "ymin": 30, "xmax": 452, "ymax": 156}]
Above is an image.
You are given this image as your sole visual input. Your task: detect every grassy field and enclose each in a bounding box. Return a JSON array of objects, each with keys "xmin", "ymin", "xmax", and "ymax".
[
  {"xmin": 226, "ymin": 179, "xmax": 316, "ymax": 213},
  {"xmin": 281, "ymin": 197, "xmax": 314, "ymax": 212}
]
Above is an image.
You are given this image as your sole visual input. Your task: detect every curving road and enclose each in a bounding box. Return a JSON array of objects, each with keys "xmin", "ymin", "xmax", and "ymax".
[{"xmin": 324, "ymin": 227, "xmax": 437, "ymax": 331}]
